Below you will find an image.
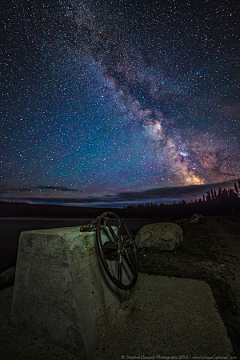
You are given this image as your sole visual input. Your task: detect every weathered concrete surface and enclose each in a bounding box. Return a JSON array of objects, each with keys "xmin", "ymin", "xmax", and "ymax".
[
  {"xmin": 0, "ymin": 217, "xmax": 161, "ymax": 273},
  {"xmin": 94, "ymin": 274, "xmax": 234, "ymax": 358},
  {"xmin": 10, "ymin": 226, "xmax": 132, "ymax": 359},
  {"xmin": 1, "ymin": 274, "xmax": 234, "ymax": 359}
]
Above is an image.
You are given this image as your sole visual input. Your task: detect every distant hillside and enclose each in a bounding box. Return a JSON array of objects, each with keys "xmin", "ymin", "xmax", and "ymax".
[{"xmin": 0, "ymin": 202, "xmax": 120, "ymax": 218}]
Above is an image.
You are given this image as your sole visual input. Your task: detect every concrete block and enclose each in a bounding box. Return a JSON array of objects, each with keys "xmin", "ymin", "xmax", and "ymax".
[{"xmin": 11, "ymin": 226, "xmax": 130, "ymax": 359}]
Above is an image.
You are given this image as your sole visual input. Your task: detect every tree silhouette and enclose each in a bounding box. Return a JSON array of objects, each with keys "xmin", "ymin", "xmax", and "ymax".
[
  {"xmin": 1, "ymin": 180, "xmax": 240, "ymax": 219},
  {"xmin": 234, "ymin": 182, "xmax": 239, "ymax": 196}
]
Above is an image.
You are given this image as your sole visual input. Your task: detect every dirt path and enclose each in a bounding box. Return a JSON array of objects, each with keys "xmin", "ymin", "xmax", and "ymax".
[
  {"xmin": 136, "ymin": 214, "xmax": 240, "ymax": 358},
  {"xmin": 206, "ymin": 216, "xmax": 240, "ymax": 310},
  {"xmin": 94, "ymin": 274, "xmax": 233, "ymax": 359},
  {"xmin": 187, "ymin": 215, "xmax": 240, "ymax": 359}
]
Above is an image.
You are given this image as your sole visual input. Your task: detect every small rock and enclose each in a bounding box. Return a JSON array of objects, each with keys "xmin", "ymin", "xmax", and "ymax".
[{"xmin": 189, "ymin": 214, "xmax": 204, "ymax": 224}]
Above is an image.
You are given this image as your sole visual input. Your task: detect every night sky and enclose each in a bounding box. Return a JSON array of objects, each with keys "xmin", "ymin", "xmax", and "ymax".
[{"xmin": 1, "ymin": 0, "xmax": 239, "ymax": 207}]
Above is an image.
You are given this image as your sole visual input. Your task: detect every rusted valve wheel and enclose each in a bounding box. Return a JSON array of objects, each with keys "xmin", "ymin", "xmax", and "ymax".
[{"xmin": 96, "ymin": 211, "xmax": 138, "ymax": 290}]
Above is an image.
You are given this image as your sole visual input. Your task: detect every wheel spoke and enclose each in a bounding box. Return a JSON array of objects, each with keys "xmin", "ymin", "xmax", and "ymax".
[
  {"xmin": 107, "ymin": 222, "xmax": 118, "ymax": 242},
  {"xmin": 122, "ymin": 238, "xmax": 132, "ymax": 248},
  {"xmin": 122, "ymin": 248, "xmax": 135, "ymax": 275},
  {"xmin": 118, "ymin": 251, "xmax": 122, "ymax": 282}
]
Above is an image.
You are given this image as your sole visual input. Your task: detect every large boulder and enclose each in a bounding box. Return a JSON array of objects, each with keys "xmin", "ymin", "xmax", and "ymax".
[{"xmin": 135, "ymin": 222, "xmax": 183, "ymax": 251}]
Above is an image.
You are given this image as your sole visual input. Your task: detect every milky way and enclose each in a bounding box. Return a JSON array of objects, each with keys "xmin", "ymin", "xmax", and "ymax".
[{"xmin": 1, "ymin": 0, "xmax": 239, "ymax": 206}]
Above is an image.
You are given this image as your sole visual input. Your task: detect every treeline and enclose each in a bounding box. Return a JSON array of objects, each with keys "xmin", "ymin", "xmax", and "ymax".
[
  {"xmin": 122, "ymin": 180, "xmax": 240, "ymax": 219},
  {"xmin": 0, "ymin": 181, "xmax": 239, "ymax": 219}
]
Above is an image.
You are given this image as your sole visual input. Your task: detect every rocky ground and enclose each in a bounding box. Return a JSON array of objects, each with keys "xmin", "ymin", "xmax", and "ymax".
[{"xmin": 0, "ymin": 214, "xmax": 240, "ymax": 359}]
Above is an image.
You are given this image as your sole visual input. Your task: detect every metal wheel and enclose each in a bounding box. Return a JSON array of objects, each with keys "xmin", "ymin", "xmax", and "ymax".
[{"xmin": 96, "ymin": 212, "xmax": 138, "ymax": 290}]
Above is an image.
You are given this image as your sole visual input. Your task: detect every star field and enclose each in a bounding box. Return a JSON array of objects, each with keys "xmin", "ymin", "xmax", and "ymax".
[{"xmin": 1, "ymin": 0, "xmax": 240, "ymax": 206}]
